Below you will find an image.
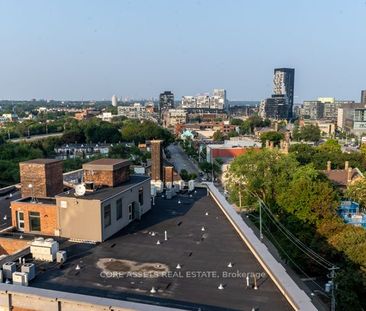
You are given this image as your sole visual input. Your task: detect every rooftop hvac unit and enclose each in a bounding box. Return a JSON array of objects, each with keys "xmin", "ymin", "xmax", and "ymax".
[
  {"xmin": 188, "ymin": 180, "xmax": 195, "ymax": 192},
  {"xmin": 30, "ymin": 238, "xmax": 59, "ymax": 262},
  {"xmin": 56, "ymin": 251, "xmax": 67, "ymax": 263},
  {"xmin": 12, "ymin": 272, "xmax": 28, "ymax": 286},
  {"xmin": 151, "ymin": 185, "xmax": 157, "ymax": 197},
  {"xmin": 166, "ymin": 190, "xmax": 173, "ymax": 200},
  {"xmin": 2, "ymin": 262, "xmax": 16, "ymax": 280},
  {"xmin": 21, "ymin": 263, "xmax": 35, "ymax": 281},
  {"xmin": 174, "ymin": 180, "xmax": 185, "ymax": 191}
]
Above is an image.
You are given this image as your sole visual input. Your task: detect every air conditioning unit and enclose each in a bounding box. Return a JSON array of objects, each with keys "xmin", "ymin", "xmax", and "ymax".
[
  {"xmin": 12, "ymin": 272, "xmax": 28, "ymax": 286},
  {"xmin": 30, "ymin": 238, "xmax": 59, "ymax": 262},
  {"xmin": 56, "ymin": 251, "xmax": 67, "ymax": 263},
  {"xmin": 21, "ymin": 263, "xmax": 35, "ymax": 281},
  {"xmin": 2, "ymin": 262, "xmax": 16, "ymax": 280}
]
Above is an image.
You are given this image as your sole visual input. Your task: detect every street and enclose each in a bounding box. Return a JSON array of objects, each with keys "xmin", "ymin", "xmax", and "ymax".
[
  {"xmin": 10, "ymin": 132, "xmax": 63, "ymax": 143},
  {"xmin": 167, "ymin": 143, "xmax": 199, "ymax": 175}
]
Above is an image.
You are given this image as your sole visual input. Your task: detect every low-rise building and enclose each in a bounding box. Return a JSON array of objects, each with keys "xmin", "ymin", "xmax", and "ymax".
[
  {"xmin": 162, "ymin": 109, "xmax": 187, "ymax": 128},
  {"xmin": 11, "ymin": 158, "xmax": 151, "ymax": 242},
  {"xmin": 54, "ymin": 143, "xmax": 111, "ymax": 160}
]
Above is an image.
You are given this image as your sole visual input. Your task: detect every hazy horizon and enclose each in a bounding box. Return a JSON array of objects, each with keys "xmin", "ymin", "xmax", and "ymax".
[{"xmin": 0, "ymin": 0, "xmax": 365, "ymax": 102}]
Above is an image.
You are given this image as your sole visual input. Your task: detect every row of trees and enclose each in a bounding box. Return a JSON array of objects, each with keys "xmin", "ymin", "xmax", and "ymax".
[
  {"xmin": 227, "ymin": 148, "xmax": 366, "ymax": 310},
  {"xmin": 61, "ymin": 118, "xmax": 173, "ymax": 146},
  {"xmin": 0, "ymin": 118, "xmax": 173, "ymax": 184}
]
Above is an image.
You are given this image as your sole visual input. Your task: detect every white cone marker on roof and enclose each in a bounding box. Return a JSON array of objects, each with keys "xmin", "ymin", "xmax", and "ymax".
[
  {"xmin": 75, "ymin": 264, "xmax": 80, "ymax": 270},
  {"xmin": 227, "ymin": 262, "xmax": 233, "ymax": 268},
  {"xmin": 176, "ymin": 264, "xmax": 181, "ymax": 269},
  {"xmin": 150, "ymin": 287, "xmax": 156, "ymax": 293},
  {"xmin": 205, "ymin": 212, "xmax": 209, "ymax": 216},
  {"xmin": 218, "ymin": 283, "xmax": 224, "ymax": 290},
  {"xmin": 201, "ymin": 226, "xmax": 205, "ymax": 231},
  {"xmin": 156, "ymin": 240, "xmax": 161, "ymax": 245}
]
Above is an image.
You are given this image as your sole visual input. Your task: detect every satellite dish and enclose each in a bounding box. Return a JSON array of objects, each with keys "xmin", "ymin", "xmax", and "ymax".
[{"xmin": 74, "ymin": 184, "xmax": 86, "ymax": 196}]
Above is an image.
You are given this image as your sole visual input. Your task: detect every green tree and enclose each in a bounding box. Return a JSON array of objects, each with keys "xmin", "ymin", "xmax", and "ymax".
[
  {"xmin": 228, "ymin": 149, "xmax": 298, "ymax": 207},
  {"xmin": 260, "ymin": 131, "xmax": 284, "ymax": 146},
  {"xmin": 277, "ymin": 165, "xmax": 339, "ymax": 224},
  {"xmin": 212, "ymin": 130, "xmax": 225, "ymax": 142},
  {"xmin": 346, "ymin": 179, "xmax": 366, "ymax": 209}
]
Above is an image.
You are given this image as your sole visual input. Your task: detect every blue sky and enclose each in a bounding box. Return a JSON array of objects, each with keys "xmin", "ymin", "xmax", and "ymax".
[{"xmin": 0, "ymin": 0, "xmax": 365, "ymax": 102}]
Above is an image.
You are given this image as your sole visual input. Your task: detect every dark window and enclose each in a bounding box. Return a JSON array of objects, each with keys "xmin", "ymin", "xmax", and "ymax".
[
  {"xmin": 116, "ymin": 198, "xmax": 122, "ymax": 220},
  {"xmin": 138, "ymin": 187, "xmax": 144, "ymax": 205},
  {"xmin": 104, "ymin": 205, "xmax": 111, "ymax": 228},
  {"xmin": 29, "ymin": 212, "xmax": 41, "ymax": 232}
]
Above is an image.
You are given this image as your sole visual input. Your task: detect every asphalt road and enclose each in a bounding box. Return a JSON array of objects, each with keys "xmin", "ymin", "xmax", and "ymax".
[
  {"xmin": 10, "ymin": 132, "xmax": 63, "ymax": 143},
  {"xmin": 167, "ymin": 144, "xmax": 199, "ymax": 175}
]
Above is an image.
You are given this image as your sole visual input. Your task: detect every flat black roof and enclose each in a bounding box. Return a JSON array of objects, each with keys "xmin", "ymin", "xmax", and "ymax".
[
  {"xmin": 31, "ymin": 189, "xmax": 292, "ymax": 311},
  {"xmin": 57, "ymin": 175, "xmax": 150, "ymax": 201}
]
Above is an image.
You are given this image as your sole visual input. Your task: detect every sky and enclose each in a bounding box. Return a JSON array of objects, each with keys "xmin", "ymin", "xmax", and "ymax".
[{"xmin": 0, "ymin": 0, "xmax": 365, "ymax": 102}]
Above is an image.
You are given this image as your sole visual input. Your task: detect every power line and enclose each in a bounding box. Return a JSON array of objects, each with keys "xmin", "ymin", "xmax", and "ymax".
[
  {"xmin": 244, "ymin": 188, "xmax": 334, "ymax": 268},
  {"xmin": 261, "ymin": 222, "xmax": 326, "ymax": 293}
]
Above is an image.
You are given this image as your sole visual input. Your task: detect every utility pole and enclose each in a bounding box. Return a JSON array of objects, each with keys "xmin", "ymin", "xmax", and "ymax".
[
  {"xmin": 328, "ymin": 266, "xmax": 339, "ymax": 311},
  {"xmin": 259, "ymin": 201, "xmax": 263, "ymax": 240}
]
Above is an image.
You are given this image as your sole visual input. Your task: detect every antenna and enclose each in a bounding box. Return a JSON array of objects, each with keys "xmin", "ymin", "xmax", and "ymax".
[
  {"xmin": 28, "ymin": 183, "xmax": 37, "ymax": 203},
  {"xmin": 74, "ymin": 184, "xmax": 86, "ymax": 196}
]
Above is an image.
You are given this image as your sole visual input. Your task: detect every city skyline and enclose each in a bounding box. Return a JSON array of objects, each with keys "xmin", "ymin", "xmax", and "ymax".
[{"xmin": 0, "ymin": 0, "xmax": 365, "ymax": 101}]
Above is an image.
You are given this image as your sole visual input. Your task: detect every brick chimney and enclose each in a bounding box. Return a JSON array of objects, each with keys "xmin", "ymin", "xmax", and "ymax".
[
  {"xmin": 151, "ymin": 140, "xmax": 163, "ymax": 181},
  {"xmin": 344, "ymin": 161, "xmax": 349, "ymax": 170},
  {"xmin": 20, "ymin": 159, "xmax": 63, "ymax": 198},
  {"xmin": 327, "ymin": 161, "xmax": 331, "ymax": 171},
  {"xmin": 83, "ymin": 158, "xmax": 131, "ymax": 187},
  {"xmin": 347, "ymin": 167, "xmax": 353, "ymax": 184}
]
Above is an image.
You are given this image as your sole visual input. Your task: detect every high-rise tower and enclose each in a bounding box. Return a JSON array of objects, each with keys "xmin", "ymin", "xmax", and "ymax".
[{"xmin": 273, "ymin": 68, "xmax": 295, "ymax": 119}]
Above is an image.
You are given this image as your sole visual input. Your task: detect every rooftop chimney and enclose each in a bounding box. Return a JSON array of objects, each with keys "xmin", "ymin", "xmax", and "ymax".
[
  {"xmin": 20, "ymin": 159, "xmax": 63, "ymax": 198},
  {"xmin": 151, "ymin": 140, "xmax": 163, "ymax": 181},
  {"xmin": 345, "ymin": 161, "xmax": 349, "ymax": 170},
  {"xmin": 327, "ymin": 161, "xmax": 331, "ymax": 171},
  {"xmin": 82, "ymin": 158, "xmax": 131, "ymax": 187},
  {"xmin": 347, "ymin": 167, "xmax": 353, "ymax": 184}
]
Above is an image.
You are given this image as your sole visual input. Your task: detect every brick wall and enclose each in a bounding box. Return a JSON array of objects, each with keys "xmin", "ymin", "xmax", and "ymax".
[
  {"xmin": 0, "ymin": 237, "xmax": 29, "ymax": 255},
  {"xmin": 11, "ymin": 201, "xmax": 57, "ymax": 236},
  {"xmin": 20, "ymin": 161, "xmax": 63, "ymax": 198},
  {"xmin": 84, "ymin": 166, "xmax": 130, "ymax": 187}
]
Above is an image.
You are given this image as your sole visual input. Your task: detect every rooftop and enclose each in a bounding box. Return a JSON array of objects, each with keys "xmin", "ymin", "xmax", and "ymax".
[
  {"xmin": 83, "ymin": 158, "xmax": 131, "ymax": 171},
  {"xmin": 14, "ymin": 197, "xmax": 57, "ymax": 205},
  {"xmin": 31, "ymin": 189, "xmax": 292, "ymax": 311},
  {"xmin": 20, "ymin": 158, "xmax": 62, "ymax": 165},
  {"xmin": 57, "ymin": 175, "xmax": 150, "ymax": 201},
  {"xmin": 322, "ymin": 168, "xmax": 363, "ymax": 187}
]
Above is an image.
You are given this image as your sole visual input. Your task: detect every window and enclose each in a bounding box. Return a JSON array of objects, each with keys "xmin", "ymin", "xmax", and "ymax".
[
  {"xmin": 116, "ymin": 198, "xmax": 122, "ymax": 220},
  {"xmin": 104, "ymin": 205, "xmax": 111, "ymax": 228},
  {"xmin": 138, "ymin": 187, "xmax": 144, "ymax": 205},
  {"xmin": 29, "ymin": 212, "xmax": 41, "ymax": 232}
]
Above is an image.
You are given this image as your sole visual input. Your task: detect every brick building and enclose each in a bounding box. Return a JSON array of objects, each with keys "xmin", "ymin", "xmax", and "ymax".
[
  {"xmin": 11, "ymin": 198, "xmax": 57, "ymax": 236},
  {"xmin": 11, "ymin": 158, "xmax": 151, "ymax": 242}
]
